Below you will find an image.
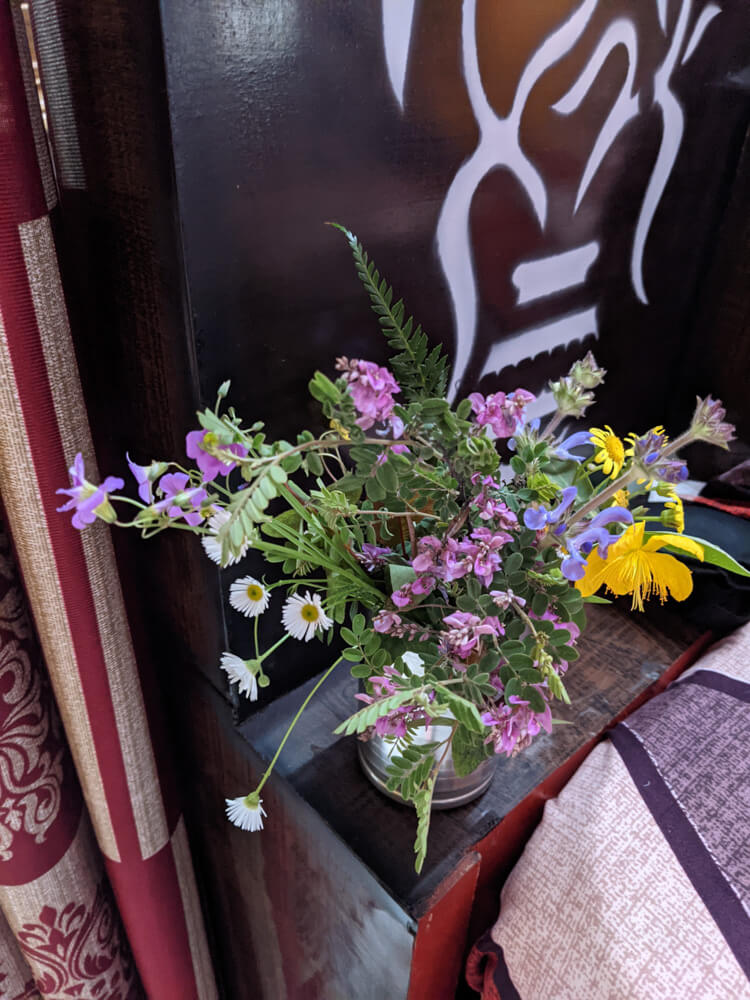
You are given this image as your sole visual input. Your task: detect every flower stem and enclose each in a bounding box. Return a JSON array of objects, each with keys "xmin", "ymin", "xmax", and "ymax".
[{"xmin": 254, "ymin": 656, "xmax": 344, "ymax": 794}]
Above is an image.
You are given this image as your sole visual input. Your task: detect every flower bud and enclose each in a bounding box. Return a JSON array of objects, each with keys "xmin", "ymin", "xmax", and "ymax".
[
  {"xmin": 569, "ymin": 351, "xmax": 606, "ymax": 390},
  {"xmin": 549, "ymin": 376, "xmax": 595, "ymax": 418},
  {"xmin": 689, "ymin": 396, "xmax": 735, "ymax": 449}
]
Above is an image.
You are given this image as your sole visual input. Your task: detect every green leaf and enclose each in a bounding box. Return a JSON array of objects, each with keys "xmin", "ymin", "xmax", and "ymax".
[
  {"xmin": 582, "ymin": 594, "xmax": 612, "ymax": 604},
  {"xmin": 413, "ymin": 778, "xmax": 435, "ymax": 874},
  {"xmin": 647, "ymin": 532, "xmax": 750, "ymax": 578},
  {"xmin": 331, "ymin": 224, "xmax": 448, "ymax": 400},
  {"xmin": 334, "ymin": 689, "xmax": 418, "ymax": 736},
  {"xmin": 434, "ymin": 687, "xmax": 485, "ymax": 734},
  {"xmin": 388, "ymin": 563, "xmax": 417, "ymax": 592},
  {"xmin": 531, "ymin": 591, "xmax": 549, "ymax": 616},
  {"xmin": 452, "ymin": 725, "xmax": 492, "ymax": 778}
]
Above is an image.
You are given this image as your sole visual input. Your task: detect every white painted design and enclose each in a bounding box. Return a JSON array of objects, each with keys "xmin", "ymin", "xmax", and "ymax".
[
  {"xmin": 656, "ymin": 0, "xmax": 669, "ymax": 31},
  {"xmin": 553, "ymin": 20, "xmax": 640, "ymax": 213},
  {"xmin": 480, "ymin": 306, "xmax": 598, "ymax": 379},
  {"xmin": 682, "ymin": 3, "xmax": 721, "ymax": 63},
  {"xmin": 525, "ymin": 390, "xmax": 557, "ymax": 420},
  {"xmin": 512, "ymin": 243, "xmax": 600, "ymax": 305},
  {"xmin": 437, "ymin": 0, "xmax": 600, "ymax": 395},
  {"xmin": 380, "ymin": 0, "xmax": 723, "ymax": 394},
  {"xmin": 382, "ymin": 0, "xmax": 417, "ymax": 109},
  {"xmin": 631, "ymin": 0, "xmax": 694, "ymax": 304}
]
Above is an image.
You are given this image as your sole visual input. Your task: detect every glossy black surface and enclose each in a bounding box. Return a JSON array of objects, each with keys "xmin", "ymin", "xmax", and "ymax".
[{"xmin": 157, "ymin": 0, "xmax": 750, "ymax": 689}]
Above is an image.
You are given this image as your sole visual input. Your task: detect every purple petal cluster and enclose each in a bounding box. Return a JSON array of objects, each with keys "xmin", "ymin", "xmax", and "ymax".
[
  {"xmin": 523, "ymin": 486, "xmax": 577, "ymax": 531},
  {"xmin": 690, "ymin": 396, "xmax": 735, "ymax": 449},
  {"xmin": 440, "ymin": 611, "xmax": 504, "ymax": 661},
  {"xmin": 186, "ymin": 430, "xmax": 248, "ymax": 482},
  {"xmin": 336, "ymin": 358, "xmax": 401, "ymax": 432},
  {"xmin": 153, "ymin": 473, "xmax": 208, "ymax": 526},
  {"xmin": 468, "ymin": 389, "xmax": 535, "ymax": 439},
  {"xmin": 56, "ymin": 453, "xmax": 124, "ymax": 530},
  {"xmin": 482, "ymin": 692, "xmax": 552, "ymax": 757},
  {"xmin": 354, "ymin": 543, "xmax": 392, "ymax": 572},
  {"xmin": 559, "ymin": 506, "xmax": 633, "ymax": 581}
]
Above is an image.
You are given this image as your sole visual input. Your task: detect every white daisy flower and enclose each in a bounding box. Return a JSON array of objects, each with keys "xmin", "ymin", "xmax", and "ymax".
[
  {"xmin": 225, "ymin": 794, "xmax": 266, "ymax": 832},
  {"xmin": 281, "ymin": 590, "xmax": 333, "ymax": 642},
  {"xmin": 219, "ymin": 652, "xmax": 258, "ymax": 701},
  {"xmin": 229, "ymin": 576, "xmax": 270, "ymax": 618},
  {"xmin": 201, "ymin": 508, "xmax": 251, "ymax": 567}
]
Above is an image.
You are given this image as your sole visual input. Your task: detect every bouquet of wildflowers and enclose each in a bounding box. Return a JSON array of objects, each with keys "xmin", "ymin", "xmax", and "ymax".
[{"xmin": 58, "ymin": 227, "xmax": 744, "ymax": 871}]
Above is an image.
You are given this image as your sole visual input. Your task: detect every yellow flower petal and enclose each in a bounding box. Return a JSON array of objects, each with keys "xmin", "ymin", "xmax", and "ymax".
[{"xmin": 644, "ymin": 533, "xmax": 703, "ymax": 560}]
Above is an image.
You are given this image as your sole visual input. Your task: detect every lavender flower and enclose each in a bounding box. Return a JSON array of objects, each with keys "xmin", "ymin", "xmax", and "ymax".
[
  {"xmin": 126, "ymin": 453, "xmax": 168, "ymax": 503},
  {"xmin": 468, "ymin": 389, "xmax": 535, "ymax": 438},
  {"xmin": 354, "ymin": 543, "xmax": 392, "ymax": 572},
  {"xmin": 523, "ymin": 486, "xmax": 577, "ymax": 531},
  {"xmin": 336, "ymin": 358, "xmax": 401, "ymax": 431},
  {"xmin": 56, "ymin": 453, "xmax": 124, "ymax": 530},
  {"xmin": 186, "ymin": 430, "xmax": 248, "ymax": 482},
  {"xmin": 689, "ymin": 396, "xmax": 735, "ymax": 449},
  {"xmin": 559, "ymin": 506, "xmax": 633, "ymax": 581},
  {"xmin": 553, "ymin": 431, "xmax": 591, "ymax": 463},
  {"xmin": 153, "ymin": 472, "xmax": 208, "ymax": 526}
]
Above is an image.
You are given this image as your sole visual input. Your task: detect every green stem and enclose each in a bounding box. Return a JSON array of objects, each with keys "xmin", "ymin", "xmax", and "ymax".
[
  {"xmin": 254, "ymin": 656, "xmax": 344, "ymax": 794},
  {"xmin": 256, "ymin": 631, "xmax": 291, "ymax": 664}
]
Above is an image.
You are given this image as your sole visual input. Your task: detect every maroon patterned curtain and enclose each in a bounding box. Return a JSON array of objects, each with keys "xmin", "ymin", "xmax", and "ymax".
[{"xmin": 0, "ymin": 5, "xmax": 217, "ymax": 997}]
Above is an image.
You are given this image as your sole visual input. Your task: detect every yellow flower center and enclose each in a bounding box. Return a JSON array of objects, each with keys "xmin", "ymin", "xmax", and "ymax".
[
  {"xmin": 602, "ymin": 436, "xmax": 624, "ymax": 464},
  {"xmin": 246, "ymin": 584, "xmax": 264, "ymax": 602},
  {"xmin": 203, "ymin": 432, "xmax": 219, "ymax": 449},
  {"xmin": 301, "ymin": 603, "xmax": 319, "ymax": 622}
]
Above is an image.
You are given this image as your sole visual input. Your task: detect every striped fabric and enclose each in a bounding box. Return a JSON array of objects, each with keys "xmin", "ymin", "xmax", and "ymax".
[
  {"xmin": 0, "ymin": 8, "xmax": 217, "ymax": 998},
  {"xmin": 466, "ymin": 623, "xmax": 750, "ymax": 1000}
]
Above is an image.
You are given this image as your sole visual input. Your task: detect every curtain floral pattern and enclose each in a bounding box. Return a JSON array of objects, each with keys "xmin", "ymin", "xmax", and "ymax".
[{"xmin": 0, "ymin": 5, "xmax": 217, "ymax": 997}]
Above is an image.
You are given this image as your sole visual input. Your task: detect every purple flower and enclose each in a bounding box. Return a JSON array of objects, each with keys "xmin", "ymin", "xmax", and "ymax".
[
  {"xmin": 56, "ymin": 453, "xmax": 124, "ymax": 530},
  {"xmin": 153, "ymin": 472, "xmax": 208, "ymax": 526},
  {"xmin": 372, "ymin": 610, "xmax": 402, "ymax": 633},
  {"xmin": 336, "ymin": 358, "xmax": 401, "ymax": 431},
  {"xmin": 355, "ymin": 543, "xmax": 392, "ymax": 572},
  {"xmin": 690, "ymin": 395, "xmax": 735, "ymax": 449},
  {"xmin": 523, "ymin": 486, "xmax": 578, "ymax": 531},
  {"xmin": 186, "ymin": 430, "xmax": 247, "ymax": 482},
  {"xmin": 469, "ymin": 388, "xmax": 535, "ymax": 439},
  {"xmin": 553, "ymin": 431, "xmax": 591, "ymax": 463},
  {"xmin": 626, "ymin": 429, "xmax": 688, "ymax": 483},
  {"xmin": 490, "ymin": 589, "xmax": 525, "ymax": 610},
  {"xmin": 559, "ymin": 506, "xmax": 633, "ymax": 581},
  {"xmin": 441, "ymin": 611, "xmax": 500, "ymax": 660},
  {"xmin": 391, "ymin": 584, "xmax": 414, "ymax": 608},
  {"xmin": 469, "ymin": 526, "xmax": 511, "ymax": 586},
  {"xmin": 482, "ymin": 692, "xmax": 552, "ymax": 756}
]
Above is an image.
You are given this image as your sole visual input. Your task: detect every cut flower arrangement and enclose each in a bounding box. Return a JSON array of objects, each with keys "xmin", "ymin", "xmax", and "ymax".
[{"xmin": 58, "ymin": 227, "xmax": 745, "ymax": 871}]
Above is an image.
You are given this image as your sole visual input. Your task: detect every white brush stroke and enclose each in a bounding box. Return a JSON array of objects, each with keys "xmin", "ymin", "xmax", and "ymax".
[
  {"xmin": 682, "ymin": 3, "xmax": 721, "ymax": 63},
  {"xmin": 480, "ymin": 306, "xmax": 598, "ymax": 378},
  {"xmin": 439, "ymin": 0, "xmax": 600, "ymax": 397},
  {"xmin": 553, "ymin": 20, "xmax": 640, "ymax": 212},
  {"xmin": 512, "ymin": 242, "xmax": 599, "ymax": 304},
  {"xmin": 382, "ymin": 0, "xmax": 417, "ymax": 109}
]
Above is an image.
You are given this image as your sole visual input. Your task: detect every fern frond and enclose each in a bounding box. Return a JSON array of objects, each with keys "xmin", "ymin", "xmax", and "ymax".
[{"xmin": 330, "ymin": 224, "xmax": 449, "ymax": 401}]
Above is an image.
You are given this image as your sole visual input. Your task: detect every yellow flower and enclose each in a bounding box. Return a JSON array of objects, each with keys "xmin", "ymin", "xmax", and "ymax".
[
  {"xmin": 662, "ymin": 495, "xmax": 685, "ymax": 533},
  {"xmin": 576, "ymin": 521, "xmax": 703, "ymax": 611},
  {"xmin": 589, "ymin": 425, "xmax": 625, "ymax": 478},
  {"xmin": 610, "ymin": 489, "xmax": 630, "ymax": 509},
  {"xmin": 329, "ymin": 418, "xmax": 350, "ymax": 441}
]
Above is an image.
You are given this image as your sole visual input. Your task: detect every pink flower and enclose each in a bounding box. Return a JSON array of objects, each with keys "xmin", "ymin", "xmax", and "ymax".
[
  {"xmin": 186, "ymin": 430, "xmax": 247, "ymax": 482},
  {"xmin": 56, "ymin": 453, "xmax": 124, "ymax": 530},
  {"xmin": 373, "ymin": 610, "xmax": 402, "ymax": 633},
  {"xmin": 337, "ymin": 359, "xmax": 400, "ymax": 431},
  {"xmin": 153, "ymin": 473, "xmax": 208, "ymax": 526},
  {"xmin": 391, "ymin": 585, "xmax": 413, "ymax": 608},
  {"xmin": 469, "ymin": 527, "xmax": 512, "ymax": 586},
  {"xmin": 482, "ymin": 692, "xmax": 552, "ymax": 757},
  {"xmin": 440, "ymin": 611, "xmax": 499, "ymax": 660},
  {"xmin": 468, "ymin": 388, "xmax": 535, "ymax": 438}
]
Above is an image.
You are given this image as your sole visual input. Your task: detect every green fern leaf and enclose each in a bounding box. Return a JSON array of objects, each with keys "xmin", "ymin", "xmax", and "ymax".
[{"xmin": 330, "ymin": 224, "xmax": 449, "ymax": 401}]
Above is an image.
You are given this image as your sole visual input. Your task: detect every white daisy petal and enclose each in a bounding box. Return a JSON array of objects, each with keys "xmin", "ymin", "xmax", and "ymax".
[
  {"xmin": 229, "ymin": 576, "xmax": 270, "ymax": 618},
  {"xmin": 281, "ymin": 590, "xmax": 333, "ymax": 642},
  {"xmin": 225, "ymin": 794, "xmax": 266, "ymax": 832},
  {"xmin": 201, "ymin": 508, "xmax": 251, "ymax": 567},
  {"xmin": 219, "ymin": 652, "xmax": 258, "ymax": 701}
]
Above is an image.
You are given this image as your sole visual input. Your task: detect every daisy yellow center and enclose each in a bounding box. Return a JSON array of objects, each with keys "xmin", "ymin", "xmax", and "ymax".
[
  {"xmin": 300, "ymin": 603, "xmax": 320, "ymax": 622},
  {"xmin": 601, "ymin": 436, "xmax": 623, "ymax": 463},
  {"xmin": 246, "ymin": 584, "xmax": 264, "ymax": 601}
]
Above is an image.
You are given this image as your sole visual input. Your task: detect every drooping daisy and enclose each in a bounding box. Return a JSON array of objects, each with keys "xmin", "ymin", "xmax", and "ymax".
[
  {"xmin": 229, "ymin": 576, "xmax": 270, "ymax": 618},
  {"xmin": 281, "ymin": 590, "xmax": 332, "ymax": 641},
  {"xmin": 219, "ymin": 652, "xmax": 258, "ymax": 701},
  {"xmin": 589, "ymin": 426, "xmax": 625, "ymax": 478},
  {"xmin": 201, "ymin": 508, "xmax": 251, "ymax": 567},
  {"xmin": 225, "ymin": 793, "xmax": 266, "ymax": 832}
]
